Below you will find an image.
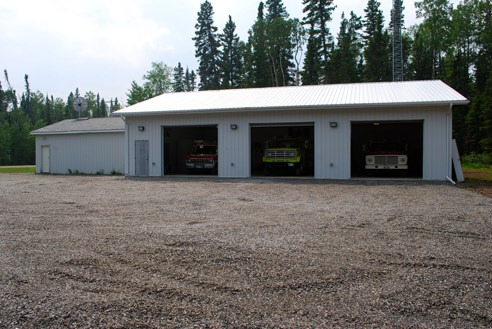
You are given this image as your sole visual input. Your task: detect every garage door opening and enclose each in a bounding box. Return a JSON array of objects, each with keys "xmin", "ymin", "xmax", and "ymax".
[
  {"xmin": 251, "ymin": 124, "xmax": 314, "ymax": 177},
  {"xmin": 351, "ymin": 121, "xmax": 423, "ymax": 178},
  {"xmin": 162, "ymin": 126, "xmax": 218, "ymax": 175}
]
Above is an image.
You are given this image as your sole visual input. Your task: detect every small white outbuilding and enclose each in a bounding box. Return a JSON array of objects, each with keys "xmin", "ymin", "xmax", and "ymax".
[
  {"xmin": 113, "ymin": 80, "xmax": 468, "ymax": 181},
  {"xmin": 31, "ymin": 117, "xmax": 125, "ymax": 174}
]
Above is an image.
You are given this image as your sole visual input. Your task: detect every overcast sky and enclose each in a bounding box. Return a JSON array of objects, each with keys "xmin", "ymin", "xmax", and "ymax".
[{"xmin": 0, "ymin": 0, "xmax": 460, "ymax": 105}]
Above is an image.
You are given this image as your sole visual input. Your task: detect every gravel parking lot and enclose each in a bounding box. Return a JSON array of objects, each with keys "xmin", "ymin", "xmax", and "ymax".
[{"xmin": 1, "ymin": 174, "xmax": 491, "ymax": 328}]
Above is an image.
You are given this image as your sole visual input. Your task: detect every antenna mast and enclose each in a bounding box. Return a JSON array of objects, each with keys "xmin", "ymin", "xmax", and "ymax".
[{"xmin": 392, "ymin": 0, "xmax": 403, "ymax": 81}]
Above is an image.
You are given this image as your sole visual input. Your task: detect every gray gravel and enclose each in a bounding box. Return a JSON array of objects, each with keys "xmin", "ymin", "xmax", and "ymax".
[{"xmin": 0, "ymin": 174, "xmax": 491, "ymax": 328}]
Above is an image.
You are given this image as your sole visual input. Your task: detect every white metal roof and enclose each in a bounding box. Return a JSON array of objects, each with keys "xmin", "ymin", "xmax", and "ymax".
[
  {"xmin": 31, "ymin": 117, "xmax": 125, "ymax": 135},
  {"xmin": 114, "ymin": 80, "xmax": 469, "ymax": 117}
]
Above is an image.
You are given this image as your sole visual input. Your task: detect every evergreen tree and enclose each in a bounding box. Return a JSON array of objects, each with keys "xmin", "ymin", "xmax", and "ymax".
[
  {"xmin": 23, "ymin": 74, "xmax": 31, "ymax": 119},
  {"xmin": 0, "ymin": 81, "xmax": 11, "ymax": 164},
  {"xmin": 127, "ymin": 81, "xmax": 147, "ymax": 106},
  {"xmin": 221, "ymin": 15, "xmax": 242, "ymax": 89},
  {"xmin": 331, "ymin": 11, "xmax": 363, "ymax": 83},
  {"xmin": 65, "ymin": 92, "xmax": 75, "ymax": 119},
  {"xmin": 184, "ymin": 68, "xmax": 198, "ymax": 92},
  {"xmin": 92, "ymin": 93, "xmax": 99, "ymax": 118},
  {"xmin": 266, "ymin": 0, "xmax": 288, "ymax": 20},
  {"xmin": 112, "ymin": 98, "xmax": 122, "ymax": 112},
  {"xmin": 193, "ymin": 0, "xmax": 221, "ymax": 90},
  {"xmin": 240, "ymin": 40, "xmax": 255, "ymax": 88},
  {"xmin": 302, "ymin": 0, "xmax": 336, "ymax": 84},
  {"xmin": 100, "ymin": 98, "xmax": 108, "ymax": 117},
  {"xmin": 190, "ymin": 70, "xmax": 197, "ymax": 91},
  {"xmin": 265, "ymin": 1, "xmax": 295, "ymax": 86},
  {"xmin": 408, "ymin": 25, "xmax": 433, "ymax": 80},
  {"xmin": 173, "ymin": 62, "xmax": 186, "ymax": 92},
  {"xmin": 363, "ymin": 0, "xmax": 391, "ymax": 82},
  {"xmin": 248, "ymin": 2, "xmax": 271, "ymax": 87},
  {"xmin": 44, "ymin": 95, "xmax": 52, "ymax": 124},
  {"xmin": 476, "ymin": 0, "xmax": 492, "ymax": 154},
  {"xmin": 415, "ymin": 0, "xmax": 452, "ymax": 79},
  {"xmin": 185, "ymin": 68, "xmax": 191, "ymax": 91}
]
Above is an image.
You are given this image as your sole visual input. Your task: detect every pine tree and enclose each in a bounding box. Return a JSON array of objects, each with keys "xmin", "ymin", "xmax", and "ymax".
[
  {"xmin": 331, "ymin": 11, "xmax": 363, "ymax": 83},
  {"xmin": 23, "ymin": 74, "xmax": 31, "ymax": 119},
  {"xmin": 193, "ymin": 0, "xmax": 221, "ymax": 90},
  {"xmin": 221, "ymin": 15, "xmax": 242, "ymax": 89},
  {"xmin": 265, "ymin": 0, "xmax": 295, "ymax": 86},
  {"xmin": 408, "ymin": 25, "xmax": 433, "ymax": 80},
  {"xmin": 190, "ymin": 70, "xmax": 197, "ymax": 91},
  {"xmin": 302, "ymin": 0, "xmax": 336, "ymax": 84},
  {"xmin": 100, "ymin": 98, "xmax": 108, "ymax": 117},
  {"xmin": 415, "ymin": 0, "xmax": 452, "ymax": 79},
  {"xmin": 248, "ymin": 2, "xmax": 271, "ymax": 87},
  {"xmin": 173, "ymin": 62, "xmax": 185, "ymax": 92},
  {"xmin": 266, "ymin": 0, "xmax": 288, "ymax": 20},
  {"xmin": 44, "ymin": 95, "xmax": 52, "ymax": 124},
  {"xmin": 126, "ymin": 81, "xmax": 146, "ymax": 106},
  {"xmin": 363, "ymin": 0, "xmax": 391, "ymax": 82}
]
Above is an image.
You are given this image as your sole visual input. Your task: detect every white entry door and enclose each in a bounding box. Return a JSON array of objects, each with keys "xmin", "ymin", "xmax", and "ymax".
[
  {"xmin": 135, "ymin": 140, "xmax": 149, "ymax": 176},
  {"xmin": 41, "ymin": 146, "xmax": 50, "ymax": 173}
]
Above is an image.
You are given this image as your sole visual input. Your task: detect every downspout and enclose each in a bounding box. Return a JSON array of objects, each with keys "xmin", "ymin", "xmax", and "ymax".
[
  {"xmin": 445, "ymin": 103, "xmax": 453, "ymax": 184},
  {"xmin": 121, "ymin": 116, "xmax": 129, "ymax": 176}
]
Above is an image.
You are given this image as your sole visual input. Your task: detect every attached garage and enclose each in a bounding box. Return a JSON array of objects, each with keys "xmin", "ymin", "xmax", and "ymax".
[
  {"xmin": 31, "ymin": 118, "xmax": 125, "ymax": 174},
  {"xmin": 114, "ymin": 80, "xmax": 468, "ymax": 181}
]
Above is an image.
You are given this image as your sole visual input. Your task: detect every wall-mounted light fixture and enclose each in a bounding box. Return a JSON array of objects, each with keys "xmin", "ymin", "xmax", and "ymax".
[
  {"xmin": 330, "ymin": 122, "xmax": 338, "ymax": 128},
  {"xmin": 138, "ymin": 126, "xmax": 145, "ymax": 131},
  {"xmin": 230, "ymin": 124, "xmax": 238, "ymax": 130}
]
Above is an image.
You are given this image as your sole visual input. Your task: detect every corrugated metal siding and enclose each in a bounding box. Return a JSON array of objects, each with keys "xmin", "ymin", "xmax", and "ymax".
[
  {"xmin": 125, "ymin": 106, "xmax": 451, "ymax": 180},
  {"xmin": 35, "ymin": 132, "xmax": 124, "ymax": 174}
]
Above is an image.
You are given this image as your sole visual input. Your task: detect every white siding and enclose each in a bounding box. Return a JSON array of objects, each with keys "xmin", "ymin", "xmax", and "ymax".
[
  {"xmin": 125, "ymin": 105, "xmax": 452, "ymax": 180},
  {"xmin": 35, "ymin": 132, "xmax": 124, "ymax": 174}
]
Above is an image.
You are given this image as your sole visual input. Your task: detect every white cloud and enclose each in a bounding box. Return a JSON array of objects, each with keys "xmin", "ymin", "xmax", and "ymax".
[{"xmin": 1, "ymin": 0, "xmax": 171, "ymax": 68}]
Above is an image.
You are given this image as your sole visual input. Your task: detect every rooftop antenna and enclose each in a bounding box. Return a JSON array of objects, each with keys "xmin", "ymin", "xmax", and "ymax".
[
  {"xmin": 73, "ymin": 97, "xmax": 87, "ymax": 119},
  {"xmin": 392, "ymin": 0, "xmax": 404, "ymax": 81}
]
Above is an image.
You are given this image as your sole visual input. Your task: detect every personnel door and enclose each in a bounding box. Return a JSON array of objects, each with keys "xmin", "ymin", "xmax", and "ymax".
[
  {"xmin": 135, "ymin": 140, "xmax": 149, "ymax": 176},
  {"xmin": 41, "ymin": 145, "xmax": 50, "ymax": 173}
]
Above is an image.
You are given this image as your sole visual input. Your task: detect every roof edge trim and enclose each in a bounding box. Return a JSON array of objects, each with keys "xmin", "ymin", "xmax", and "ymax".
[
  {"xmin": 31, "ymin": 129, "xmax": 125, "ymax": 136},
  {"xmin": 116, "ymin": 100, "xmax": 469, "ymax": 117}
]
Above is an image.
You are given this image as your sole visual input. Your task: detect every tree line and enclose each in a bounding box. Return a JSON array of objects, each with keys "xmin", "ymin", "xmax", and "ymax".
[{"xmin": 1, "ymin": 0, "xmax": 491, "ymax": 166}]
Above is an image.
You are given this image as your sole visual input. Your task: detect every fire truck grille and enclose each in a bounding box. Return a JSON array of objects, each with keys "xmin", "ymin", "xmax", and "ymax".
[
  {"xmin": 266, "ymin": 150, "xmax": 296, "ymax": 158},
  {"xmin": 189, "ymin": 158, "xmax": 212, "ymax": 164},
  {"xmin": 375, "ymin": 156, "xmax": 398, "ymax": 165}
]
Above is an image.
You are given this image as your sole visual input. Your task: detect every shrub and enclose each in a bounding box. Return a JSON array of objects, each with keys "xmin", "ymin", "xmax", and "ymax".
[{"xmin": 461, "ymin": 153, "xmax": 492, "ymax": 168}]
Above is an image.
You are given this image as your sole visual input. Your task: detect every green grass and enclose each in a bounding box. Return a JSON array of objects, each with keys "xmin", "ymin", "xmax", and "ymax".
[
  {"xmin": 0, "ymin": 166, "xmax": 35, "ymax": 174},
  {"xmin": 462, "ymin": 166, "xmax": 492, "ymax": 191}
]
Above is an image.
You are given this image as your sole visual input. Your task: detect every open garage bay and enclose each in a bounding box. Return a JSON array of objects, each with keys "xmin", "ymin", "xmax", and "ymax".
[
  {"xmin": 351, "ymin": 121, "xmax": 424, "ymax": 178},
  {"xmin": 0, "ymin": 174, "xmax": 491, "ymax": 327}
]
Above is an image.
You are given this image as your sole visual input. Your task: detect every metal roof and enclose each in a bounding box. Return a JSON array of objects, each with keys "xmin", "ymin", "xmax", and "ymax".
[
  {"xmin": 31, "ymin": 117, "xmax": 125, "ymax": 135},
  {"xmin": 114, "ymin": 80, "xmax": 469, "ymax": 117}
]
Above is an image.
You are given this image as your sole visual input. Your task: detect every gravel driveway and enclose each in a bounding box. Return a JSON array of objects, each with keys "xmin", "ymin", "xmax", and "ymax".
[{"xmin": 1, "ymin": 174, "xmax": 491, "ymax": 328}]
